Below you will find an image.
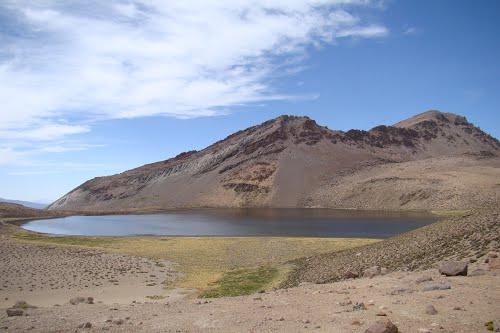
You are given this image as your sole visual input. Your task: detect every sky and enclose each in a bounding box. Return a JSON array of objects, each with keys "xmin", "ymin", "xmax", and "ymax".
[{"xmin": 0, "ymin": 0, "xmax": 499, "ymax": 203}]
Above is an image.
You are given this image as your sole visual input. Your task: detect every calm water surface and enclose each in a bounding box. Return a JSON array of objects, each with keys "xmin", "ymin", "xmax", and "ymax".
[{"xmin": 22, "ymin": 209, "xmax": 437, "ymax": 238}]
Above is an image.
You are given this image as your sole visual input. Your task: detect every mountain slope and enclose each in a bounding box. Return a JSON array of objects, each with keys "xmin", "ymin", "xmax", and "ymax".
[{"xmin": 49, "ymin": 111, "xmax": 500, "ymax": 212}]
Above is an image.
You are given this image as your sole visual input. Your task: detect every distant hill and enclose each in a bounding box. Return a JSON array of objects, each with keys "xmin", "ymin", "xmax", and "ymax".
[
  {"xmin": 49, "ymin": 110, "xmax": 500, "ymax": 212},
  {"xmin": 0, "ymin": 198, "xmax": 47, "ymax": 209}
]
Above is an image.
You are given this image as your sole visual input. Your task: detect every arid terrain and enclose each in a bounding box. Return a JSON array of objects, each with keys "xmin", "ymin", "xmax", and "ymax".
[
  {"xmin": 1, "ymin": 110, "xmax": 499, "ymax": 332},
  {"xmin": 0, "ymin": 211, "xmax": 499, "ymax": 332},
  {"xmin": 48, "ymin": 111, "xmax": 500, "ymax": 212}
]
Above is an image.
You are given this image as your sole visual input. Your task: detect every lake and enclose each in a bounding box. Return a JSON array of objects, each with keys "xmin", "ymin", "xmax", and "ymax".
[{"xmin": 22, "ymin": 208, "xmax": 437, "ymax": 238}]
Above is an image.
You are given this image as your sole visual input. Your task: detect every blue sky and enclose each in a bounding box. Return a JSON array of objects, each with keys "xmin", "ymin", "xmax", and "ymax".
[{"xmin": 0, "ymin": 0, "xmax": 499, "ymax": 203}]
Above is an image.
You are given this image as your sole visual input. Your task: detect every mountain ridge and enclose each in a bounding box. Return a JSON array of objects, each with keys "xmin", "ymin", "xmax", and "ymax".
[{"xmin": 49, "ymin": 110, "xmax": 500, "ymax": 212}]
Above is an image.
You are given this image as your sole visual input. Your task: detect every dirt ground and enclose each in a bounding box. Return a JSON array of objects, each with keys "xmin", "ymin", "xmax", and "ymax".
[{"xmin": 1, "ymin": 260, "xmax": 498, "ymax": 332}]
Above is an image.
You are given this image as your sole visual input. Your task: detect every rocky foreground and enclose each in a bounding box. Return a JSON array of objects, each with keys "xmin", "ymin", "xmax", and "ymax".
[{"xmin": 1, "ymin": 258, "xmax": 499, "ymax": 332}]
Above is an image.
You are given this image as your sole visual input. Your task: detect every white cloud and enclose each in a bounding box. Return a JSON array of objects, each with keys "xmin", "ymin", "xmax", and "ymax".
[{"xmin": 0, "ymin": 0, "xmax": 388, "ymax": 143}]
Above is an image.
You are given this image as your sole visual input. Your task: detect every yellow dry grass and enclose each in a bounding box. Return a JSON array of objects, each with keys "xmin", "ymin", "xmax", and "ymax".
[{"xmin": 12, "ymin": 230, "xmax": 378, "ymax": 291}]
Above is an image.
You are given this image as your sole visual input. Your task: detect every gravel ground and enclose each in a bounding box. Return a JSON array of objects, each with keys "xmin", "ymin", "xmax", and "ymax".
[
  {"xmin": 283, "ymin": 208, "xmax": 500, "ymax": 287},
  {"xmin": 0, "ymin": 265, "xmax": 498, "ymax": 332}
]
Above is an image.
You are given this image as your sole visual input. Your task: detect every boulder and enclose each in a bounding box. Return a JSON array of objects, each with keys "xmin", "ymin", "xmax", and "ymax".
[
  {"xmin": 438, "ymin": 261, "xmax": 468, "ymax": 276},
  {"xmin": 364, "ymin": 319, "xmax": 399, "ymax": 333}
]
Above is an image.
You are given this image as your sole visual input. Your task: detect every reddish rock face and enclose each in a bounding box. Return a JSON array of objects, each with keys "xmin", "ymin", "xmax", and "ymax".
[{"xmin": 47, "ymin": 110, "xmax": 500, "ymax": 212}]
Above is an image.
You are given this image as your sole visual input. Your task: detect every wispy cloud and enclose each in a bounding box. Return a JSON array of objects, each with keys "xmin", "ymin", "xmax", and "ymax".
[
  {"xmin": 0, "ymin": 0, "xmax": 388, "ymax": 143},
  {"xmin": 403, "ymin": 26, "xmax": 418, "ymax": 35}
]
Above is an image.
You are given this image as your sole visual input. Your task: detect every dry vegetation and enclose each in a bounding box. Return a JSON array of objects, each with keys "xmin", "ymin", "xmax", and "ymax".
[{"xmin": 11, "ymin": 229, "xmax": 377, "ymax": 294}]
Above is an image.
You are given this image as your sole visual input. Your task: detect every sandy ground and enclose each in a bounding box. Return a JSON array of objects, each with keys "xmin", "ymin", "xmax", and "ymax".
[
  {"xmin": 0, "ymin": 238, "xmax": 178, "ymax": 308},
  {"xmin": 0, "ymin": 261, "xmax": 498, "ymax": 332}
]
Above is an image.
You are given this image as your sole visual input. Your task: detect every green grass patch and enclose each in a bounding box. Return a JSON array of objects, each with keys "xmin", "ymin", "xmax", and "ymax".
[{"xmin": 200, "ymin": 266, "xmax": 278, "ymax": 298}]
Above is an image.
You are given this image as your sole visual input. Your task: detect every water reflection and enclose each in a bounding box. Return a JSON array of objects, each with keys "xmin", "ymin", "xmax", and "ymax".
[{"xmin": 22, "ymin": 208, "xmax": 436, "ymax": 238}]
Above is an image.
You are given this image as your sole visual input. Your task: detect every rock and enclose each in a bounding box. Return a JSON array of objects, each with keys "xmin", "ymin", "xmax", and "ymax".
[
  {"xmin": 376, "ymin": 311, "xmax": 387, "ymax": 316},
  {"xmin": 113, "ymin": 319, "xmax": 124, "ymax": 325},
  {"xmin": 6, "ymin": 308, "xmax": 24, "ymax": 317},
  {"xmin": 70, "ymin": 296, "xmax": 93, "ymax": 305},
  {"xmin": 70, "ymin": 297, "xmax": 86, "ymax": 305},
  {"xmin": 438, "ymin": 261, "xmax": 468, "ymax": 276},
  {"xmin": 422, "ymin": 282, "xmax": 451, "ymax": 292},
  {"xmin": 364, "ymin": 319, "xmax": 398, "ymax": 333},
  {"xmin": 78, "ymin": 322, "xmax": 92, "ymax": 329},
  {"xmin": 353, "ymin": 302, "xmax": 367, "ymax": 311},
  {"xmin": 488, "ymin": 252, "xmax": 499, "ymax": 258},
  {"xmin": 343, "ymin": 270, "xmax": 359, "ymax": 279},
  {"xmin": 12, "ymin": 301, "xmax": 36, "ymax": 309},
  {"xmin": 489, "ymin": 258, "xmax": 500, "ymax": 270},
  {"xmin": 363, "ymin": 266, "xmax": 382, "ymax": 278},
  {"xmin": 380, "ymin": 267, "xmax": 389, "ymax": 275},
  {"xmin": 425, "ymin": 305, "xmax": 438, "ymax": 315},
  {"xmin": 417, "ymin": 329, "xmax": 431, "ymax": 333}
]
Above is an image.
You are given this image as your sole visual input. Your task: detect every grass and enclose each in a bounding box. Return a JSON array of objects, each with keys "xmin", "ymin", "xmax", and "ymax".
[
  {"xmin": 11, "ymin": 229, "xmax": 378, "ymax": 295},
  {"xmin": 201, "ymin": 266, "xmax": 278, "ymax": 298}
]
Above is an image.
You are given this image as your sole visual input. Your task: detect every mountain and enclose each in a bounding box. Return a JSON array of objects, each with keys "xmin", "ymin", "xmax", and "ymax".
[
  {"xmin": 0, "ymin": 198, "xmax": 47, "ymax": 209},
  {"xmin": 48, "ymin": 110, "xmax": 500, "ymax": 212}
]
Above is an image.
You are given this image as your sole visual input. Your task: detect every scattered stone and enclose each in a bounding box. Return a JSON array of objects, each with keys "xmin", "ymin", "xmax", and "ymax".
[
  {"xmin": 353, "ymin": 302, "xmax": 367, "ymax": 311},
  {"xmin": 113, "ymin": 319, "xmax": 124, "ymax": 325},
  {"xmin": 422, "ymin": 282, "xmax": 451, "ymax": 292},
  {"xmin": 6, "ymin": 308, "xmax": 23, "ymax": 317},
  {"xmin": 364, "ymin": 319, "xmax": 398, "ymax": 333},
  {"xmin": 12, "ymin": 301, "xmax": 36, "ymax": 309},
  {"xmin": 69, "ymin": 297, "xmax": 86, "ymax": 305},
  {"xmin": 425, "ymin": 305, "xmax": 438, "ymax": 315},
  {"xmin": 438, "ymin": 261, "xmax": 468, "ymax": 276},
  {"xmin": 343, "ymin": 270, "xmax": 359, "ymax": 279},
  {"xmin": 78, "ymin": 322, "xmax": 92, "ymax": 329},
  {"xmin": 363, "ymin": 266, "xmax": 382, "ymax": 278}
]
